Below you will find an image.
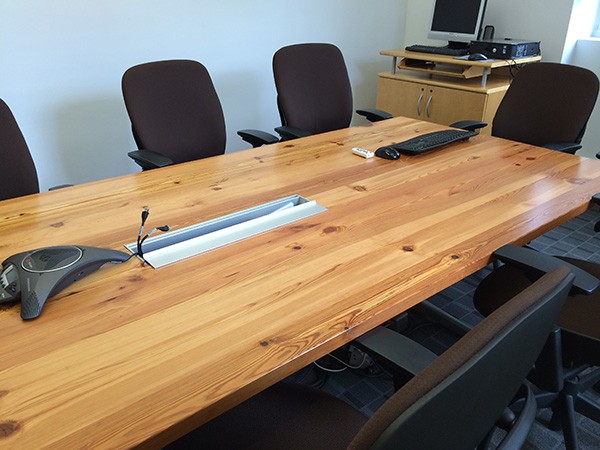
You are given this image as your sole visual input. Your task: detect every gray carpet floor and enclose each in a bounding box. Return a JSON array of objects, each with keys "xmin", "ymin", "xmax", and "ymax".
[{"xmin": 289, "ymin": 207, "xmax": 600, "ymax": 449}]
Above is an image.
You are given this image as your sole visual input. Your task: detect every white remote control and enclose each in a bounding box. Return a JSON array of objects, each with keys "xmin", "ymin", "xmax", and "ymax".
[{"xmin": 352, "ymin": 147, "xmax": 374, "ymax": 158}]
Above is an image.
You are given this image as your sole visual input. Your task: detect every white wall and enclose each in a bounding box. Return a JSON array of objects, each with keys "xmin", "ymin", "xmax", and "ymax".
[
  {"xmin": 0, "ymin": 1, "xmax": 405, "ymax": 190},
  {"xmin": 561, "ymin": 1, "xmax": 600, "ymax": 159},
  {"xmin": 568, "ymin": 39, "xmax": 600, "ymax": 159}
]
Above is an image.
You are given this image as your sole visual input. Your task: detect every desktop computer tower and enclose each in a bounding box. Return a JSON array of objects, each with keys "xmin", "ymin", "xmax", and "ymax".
[{"xmin": 469, "ymin": 39, "xmax": 541, "ymax": 59}]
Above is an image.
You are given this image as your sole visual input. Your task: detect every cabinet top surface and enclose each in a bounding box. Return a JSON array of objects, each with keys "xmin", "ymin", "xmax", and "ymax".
[{"xmin": 381, "ymin": 49, "xmax": 542, "ymax": 67}]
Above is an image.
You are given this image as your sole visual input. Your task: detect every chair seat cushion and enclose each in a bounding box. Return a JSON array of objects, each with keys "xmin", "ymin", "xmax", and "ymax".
[
  {"xmin": 165, "ymin": 382, "xmax": 368, "ymax": 450},
  {"xmin": 474, "ymin": 258, "xmax": 600, "ymax": 365}
]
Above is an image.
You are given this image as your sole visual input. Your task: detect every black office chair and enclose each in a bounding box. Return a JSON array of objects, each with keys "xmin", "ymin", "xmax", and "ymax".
[
  {"xmin": 238, "ymin": 43, "xmax": 392, "ymax": 145},
  {"xmin": 122, "ymin": 59, "xmax": 278, "ymax": 171},
  {"xmin": 166, "ymin": 267, "xmax": 574, "ymax": 450},
  {"xmin": 0, "ymin": 98, "xmax": 40, "ymax": 201},
  {"xmin": 454, "ymin": 62, "xmax": 599, "ymax": 155},
  {"xmin": 469, "ymin": 244, "xmax": 600, "ymax": 450}
]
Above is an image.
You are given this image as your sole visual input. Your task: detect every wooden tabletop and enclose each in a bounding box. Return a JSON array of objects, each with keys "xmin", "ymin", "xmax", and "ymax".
[{"xmin": 2, "ymin": 117, "xmax": 600, "ymax": 449}]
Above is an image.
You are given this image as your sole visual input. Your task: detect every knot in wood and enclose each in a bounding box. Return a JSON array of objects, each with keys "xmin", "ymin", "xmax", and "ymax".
[
  {"xmin": 323, "ymin": 226, "xmax": 344, "ymax": 234},
  {"xmin": 0, "ymin": 421, "xmax": 21, "ymax": 438},
  {"xmin": 568, "ymin": 178, "xmax": 588, "ymax": 185}
]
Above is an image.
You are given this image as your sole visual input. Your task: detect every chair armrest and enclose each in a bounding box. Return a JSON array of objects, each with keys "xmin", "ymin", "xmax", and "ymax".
[
  {"xmin": 274, "ymin": 126, "xmax": 313, "ymax": 141},
  {"xmin": 590, "ymin": 194, "xmax": 600, "ymax": 232},
  {"xmin": 493, "ymin": 244, "xmax": 600, "ymax": 294},
  {"xmin": 356, "ymin": 108, "xmax": 393, "ymax": 122},
  {"xmin": 355, "ymin": 326, "xmax": 437, "ymax": 380},
  {"xmin": 48, "ymin": 184, "xmax": 73, "ymax": 190},
  {"xmin": 128, "ymin": 150, "xmax": 174, "ymax": 170},
  {"xmin": 542, "ymin": 143, "xmax": 581, "ymax": 154},
  {"xmin": 237, "ymin": 129, "xmax": 279, "ymax": 148},
  {"xmin": 450, "ymin": 120, "xmax": 488, "ymax": 132}
]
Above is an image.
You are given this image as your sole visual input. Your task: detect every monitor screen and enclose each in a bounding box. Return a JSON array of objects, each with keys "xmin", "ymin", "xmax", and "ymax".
[{"xmin": 427, "ymin": 0, "xmax": 487, "ymax": 47}]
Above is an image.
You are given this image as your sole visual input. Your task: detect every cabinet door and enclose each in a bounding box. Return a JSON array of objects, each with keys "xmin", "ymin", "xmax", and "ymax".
[
  {"xmin": 376, "ymin": 77, "xmax": 427, "ymax": 120},
  {"xmin": 424, "ymin": 86, "xmax": 486, "ymax": 126},
  {"xmin": 376, "ymin": 75, "xmax": 495, "ymax": 133}
]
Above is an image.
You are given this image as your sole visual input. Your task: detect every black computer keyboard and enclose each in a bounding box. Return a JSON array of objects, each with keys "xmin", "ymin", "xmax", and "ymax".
[
  {"xmin": 381, "ymin": 129, "xmax": 478, "ymax": 156},
  {"xmin": 405, "ymin": 44, "xmax": 469, "ymax": 57}
]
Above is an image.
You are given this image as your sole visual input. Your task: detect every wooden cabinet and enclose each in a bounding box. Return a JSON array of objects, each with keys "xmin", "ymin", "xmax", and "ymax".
[
  {"xmin": 375, "ymin": 50, "xmax": 541, "ymax": 135},
  {"xmin": 376, "ymin": 75, "xmax": 506, "ymax": 133}
]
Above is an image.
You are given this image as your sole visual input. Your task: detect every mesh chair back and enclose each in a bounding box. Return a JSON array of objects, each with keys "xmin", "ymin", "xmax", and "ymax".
[
  {"xmin": 350, "ymin": 267, "xmax": 573, "ymax": 450},
  {"xmin": 273, "ymin": 43, "xmax": 353, "ymax": 135},
  {"xmin": 0, "ymin": 99, "xmax": 39, "ymax": 201},
  {"xmin": 122, "ymin": 60, "xmax": 226, "ymax": 165},
  {"xmin": 493, "ymin": 62, "xmax": 599, "ymax": 146}
]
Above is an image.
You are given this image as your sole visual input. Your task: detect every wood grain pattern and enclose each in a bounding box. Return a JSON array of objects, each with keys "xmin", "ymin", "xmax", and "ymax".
[{"xmin": 1, "ymin": 117, "xmax": 600, "ymax": 449}]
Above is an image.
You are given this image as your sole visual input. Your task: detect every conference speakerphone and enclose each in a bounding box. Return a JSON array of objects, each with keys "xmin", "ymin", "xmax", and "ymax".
[
  {"xmin": 0, "ymin": 245, "xmax": 129, "ymax": 320},
  {"xmin": 469, "ymin": 38, "xmax": 541, "ymax": 59}
]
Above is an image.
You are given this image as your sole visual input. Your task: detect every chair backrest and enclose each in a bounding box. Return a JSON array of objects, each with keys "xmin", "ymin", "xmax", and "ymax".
[
  {"xmin": 122, "ymin": 60, "xmax": 226, "ymax": 165},
  {"xmin": 273, "ymin": 43, "xmax": 353, "ymax": 135},
  {"xmin": 349, "ymin": 267, "xmax": 574, "ymax": 450},
  {"xmin": 0, "ymin": 98, "xmax": 40, "ymax": 201},
  {"xmin": 492, "ymin": 62, "xmax": 599, "ymax": 146}
]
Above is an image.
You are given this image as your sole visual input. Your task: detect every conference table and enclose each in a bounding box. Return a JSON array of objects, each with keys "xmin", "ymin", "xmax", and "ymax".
[{"xmin": 2, "ymin": 116, "xmax": 600, "ymax": 448}]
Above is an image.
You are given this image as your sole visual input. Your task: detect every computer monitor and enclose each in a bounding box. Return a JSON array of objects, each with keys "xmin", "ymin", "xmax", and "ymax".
[{"xmin": 427, "ymin": 0, "xmax": 488, "ymax": 49}]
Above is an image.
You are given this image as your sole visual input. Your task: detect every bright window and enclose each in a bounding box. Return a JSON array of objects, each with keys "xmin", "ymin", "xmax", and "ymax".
[{"xmin": 591, "ymin": 0, "xmax": 600, "ymax": 37}]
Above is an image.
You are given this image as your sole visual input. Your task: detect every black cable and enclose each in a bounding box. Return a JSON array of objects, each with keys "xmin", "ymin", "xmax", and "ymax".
[
  {"xmin": 134, "ymin": 207, "xmax": 170, "ymax": 262},
  {"xmin": 137, "ymin": 207, "xmax": 150, "ymax": 258},
  {"xmin": 507, "ymin": 59, "xmax": 524, "ymax": 79}
]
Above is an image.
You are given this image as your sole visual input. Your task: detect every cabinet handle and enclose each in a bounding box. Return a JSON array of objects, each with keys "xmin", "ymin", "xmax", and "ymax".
[
  {"xmin": 425, "ymin": 95, "xmax": 433, "ymax": 118},
  {"xmin": 417, "ymin": 92, "xmax": 424, "ymax": 117}
]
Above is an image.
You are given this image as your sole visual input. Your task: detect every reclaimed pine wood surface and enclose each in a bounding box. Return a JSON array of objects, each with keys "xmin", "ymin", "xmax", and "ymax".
[{"xmin": 2, "ymin": 117, "xmax": 600, "ymax": 449}]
